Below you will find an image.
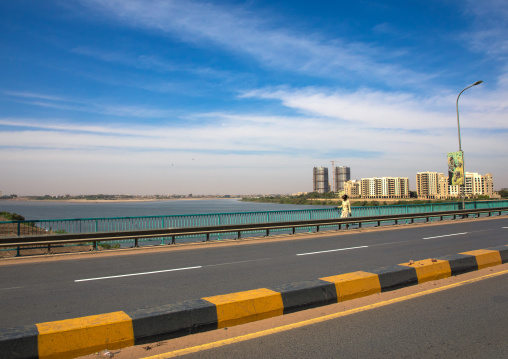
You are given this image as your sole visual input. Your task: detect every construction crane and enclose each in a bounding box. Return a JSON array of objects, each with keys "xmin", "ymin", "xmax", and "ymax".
[{"xmin": 330, "ymin": 160, "xmax": 339, "ymax": 192}]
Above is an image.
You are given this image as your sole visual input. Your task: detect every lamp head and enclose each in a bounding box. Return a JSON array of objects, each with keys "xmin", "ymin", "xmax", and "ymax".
[{"xmin": 473, "ymin": 80, "xmax": 483, "ymax": 86}]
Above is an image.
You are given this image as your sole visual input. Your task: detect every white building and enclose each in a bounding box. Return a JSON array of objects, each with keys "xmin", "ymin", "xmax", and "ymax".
[
  {"xmin": 359, "ymin": 177, "xmax": 410, "ymax": 199},
  {"xmin": 418, "ymin": 171, "xmax": 494, "ymax": 199},
  {"xmin": 464, "ymin": 172, "xmax": 494, "ymax": 197}
]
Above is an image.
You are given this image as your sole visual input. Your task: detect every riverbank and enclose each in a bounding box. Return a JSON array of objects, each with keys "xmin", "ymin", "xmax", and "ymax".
[
  {"xmin": 241, "ymin": 194, "xmax": 503, "ymax": 206},
  {"xmin": 1, "ymin": 197, "xmax": 240, "ymax": 203}
]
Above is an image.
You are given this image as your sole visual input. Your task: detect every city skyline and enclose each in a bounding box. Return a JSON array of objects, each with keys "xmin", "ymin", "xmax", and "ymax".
[{"xmin": 1, "ymin": 1, "xmax": 507, "ymax": 196}]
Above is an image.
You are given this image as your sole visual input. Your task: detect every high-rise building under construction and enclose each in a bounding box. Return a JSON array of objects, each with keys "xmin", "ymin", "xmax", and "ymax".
[
  {"xmin": 313, "ymin": 167, "xmax": 329, "ymax": 193},
  {"xmin": 334, "ymin": 166, "xmax": 350, "ymax": 192}
]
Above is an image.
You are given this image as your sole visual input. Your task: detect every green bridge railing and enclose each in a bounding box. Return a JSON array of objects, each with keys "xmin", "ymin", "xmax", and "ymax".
[{"xmin": 1, "ymin": 200, "xmax": 507, "ymax": 243}]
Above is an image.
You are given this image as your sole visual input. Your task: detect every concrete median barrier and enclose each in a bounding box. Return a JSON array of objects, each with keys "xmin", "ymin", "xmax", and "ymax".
[
  {"xmin": 269, "ymin": 279, "xmax": 337, "ymax": 314},
  {"xmin": 126, "ymin": 299, "xmax": 218, "ymax": 345},
  {"xmin": 1, "ymin": 244, "xmax": 507, "ymax": 359}
]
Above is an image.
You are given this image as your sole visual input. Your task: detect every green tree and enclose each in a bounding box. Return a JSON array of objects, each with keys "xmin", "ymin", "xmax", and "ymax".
[{"xmin": 0, "ymin": 211, "xmax": 25, "ymax": 221}]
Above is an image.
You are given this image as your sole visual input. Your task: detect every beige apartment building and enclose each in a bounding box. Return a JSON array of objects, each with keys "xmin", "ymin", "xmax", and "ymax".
[
  {"xmin": 344, "ymin": 177, "xmax": 409, "ymax": 199},
  {"xmin": 437, "ymin": 173, "xmax": 449, "ymax": 199},
  {"xmin": 416, "ymin": 172, "xmax": 450, "ymax": 199},
  {"xmin": 344, "ymin": 179, "xmax": 360, "ymax": 198},
  {"xmin": 416, "ymin": 172, "xmax": 439, "ymax": 199},
  {"xmin": 417, "ymin": 171, "xmax": 494, "ymax": 198}
]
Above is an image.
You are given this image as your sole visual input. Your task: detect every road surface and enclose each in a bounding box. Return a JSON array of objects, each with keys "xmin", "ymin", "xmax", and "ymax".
[{"xmin": 0, "ymin": 216, "xmax": 506, "ymax": 329}]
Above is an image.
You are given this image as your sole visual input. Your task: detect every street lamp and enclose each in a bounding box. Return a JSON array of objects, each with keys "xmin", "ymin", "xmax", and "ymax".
[
  {"xmin": 455, "ymin": 80, "xmax": 483, "ymax": 209},
  {"xmin": 456, "ymin": 80, "xmax": 483, "ymax": 151}
]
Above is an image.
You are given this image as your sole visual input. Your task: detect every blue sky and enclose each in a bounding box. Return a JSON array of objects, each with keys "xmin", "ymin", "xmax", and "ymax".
[{"xmin": 1, "ymin": 0, "xmax": 507, "ymax": 196}]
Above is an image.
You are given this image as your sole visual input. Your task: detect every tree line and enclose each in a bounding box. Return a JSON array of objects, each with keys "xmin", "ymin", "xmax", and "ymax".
[{"xmin": 241, "ymin": 192, "xmax": 502, "ymax": 207}]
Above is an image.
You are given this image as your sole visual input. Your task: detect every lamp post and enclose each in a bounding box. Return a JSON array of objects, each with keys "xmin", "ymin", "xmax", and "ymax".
[{"xmin": 456, "ymin": 80, "xmax": 483, "ymax": 209}]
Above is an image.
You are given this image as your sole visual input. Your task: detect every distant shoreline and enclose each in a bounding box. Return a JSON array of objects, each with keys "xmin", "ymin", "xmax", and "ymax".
[{"xmin": 0, "ymin": 197, "xmax": 241, "ymax": 203}]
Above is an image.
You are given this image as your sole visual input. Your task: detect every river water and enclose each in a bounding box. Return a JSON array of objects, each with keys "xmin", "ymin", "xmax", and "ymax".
[{"xmin": 0, "ymin": 199, "xmax": 332, "ymax": 220}]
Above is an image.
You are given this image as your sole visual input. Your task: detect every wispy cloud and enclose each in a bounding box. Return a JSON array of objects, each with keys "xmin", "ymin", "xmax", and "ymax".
[
  {"xmin": 2, "ymin": 91, "xmax": 67, "ymax": 102},
  {"xmin": 461, "ymin": 0, "xmax": 508, "ymax": 56},
  {"xmin": 72, "ymin": 46, "xmax": 235, "ymax": 81},
  {"xmin": 3, "ymin": 90, "xmax": 175, "ymax": 119},
  {"xmin": 78, "ymin": 0, "xmax": 432, "ymax": 88}
]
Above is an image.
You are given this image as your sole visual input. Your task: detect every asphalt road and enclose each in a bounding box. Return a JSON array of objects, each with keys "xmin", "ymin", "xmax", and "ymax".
[
  {"xmin": 169, "ymin": 269, "xmax": 508, "ymax": 359},
  {"xmin": 0, "ymin": 216, "xmax": 507, "ymax": 329}
]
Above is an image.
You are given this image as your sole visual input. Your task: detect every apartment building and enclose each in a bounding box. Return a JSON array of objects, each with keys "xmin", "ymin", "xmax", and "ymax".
[
  {"xmin": 417, "ymin": 172, "xmax": 453, "ymax": 199},
  {"xmin": 344, "ymin": 179, "xmax": 360, "ymax": 198},
  {"xmin": 464, "ymin": 172, "xmax": 494, "ymax": 197},
  {"xmin": 416, "ymin": 172, "xmax": 439, "ymax": 199},
  {"xmin": 418, "ymin": 171, "xmax": 494, "ymax": 198},
  {"xmin": 359, "ymin": 177, "xmax": 410, "ymax": 199},
  {"xmin": 437, "ymin": 173, "xmax": 449, "ymax": 199}
]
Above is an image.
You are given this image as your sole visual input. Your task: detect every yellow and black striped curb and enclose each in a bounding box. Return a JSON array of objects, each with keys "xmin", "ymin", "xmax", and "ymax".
[{"xmin": 1, "ymin": 245, "xmax": 507, "ymax": 359}]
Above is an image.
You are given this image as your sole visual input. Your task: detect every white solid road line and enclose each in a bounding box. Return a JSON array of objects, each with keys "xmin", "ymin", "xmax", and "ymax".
[
  {"xmin": 0, "ymin": 286, "xmax": 24, "ymax": 291},
  {"xmin": 74, "ymin": 259, "xmax": 274, "ymax": 283},
  {"xmin": 75, "ymin": 266, "xmax": 202, "ymax": 282},
  {"xmin": 422, "ymin": 232, "xmax": 468, "ymax": 240},
  {"xmin": 205, "ymin": 258, "xmax": 272, "ymax": 267},
  {"xmin": 296, "ymin": 245, "xmax": 368, "ymax": 256}
]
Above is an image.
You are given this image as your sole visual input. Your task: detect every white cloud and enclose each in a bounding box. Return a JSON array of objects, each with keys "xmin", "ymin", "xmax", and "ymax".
[
  {"xmin": 460, "ymin": 0, "xmax": 508, "ymax": 56},
  {"xmin": 72, "ymin": 46, "xmax": 235, "ymax": 82},
  {"xmin": 77, "ymin": 0, "xmax": 431, "ymax": 87},
  {"xmin": 242, "ymin": 86, "xmax": 508, "ymax": 131},
  {"xmin": 2, "ymin": 91, "xmax": 175, "ymax": 119}
]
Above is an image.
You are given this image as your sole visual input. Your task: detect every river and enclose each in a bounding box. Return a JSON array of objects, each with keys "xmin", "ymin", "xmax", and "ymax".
[{"xmin": 0, "ymin": 199, "xmax": 332, "ymax": 220}]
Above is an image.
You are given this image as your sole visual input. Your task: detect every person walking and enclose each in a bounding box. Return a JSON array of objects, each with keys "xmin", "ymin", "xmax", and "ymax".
[{"xmin": 339, "ymin": 194, "xmax": 352, "ymax": 218}]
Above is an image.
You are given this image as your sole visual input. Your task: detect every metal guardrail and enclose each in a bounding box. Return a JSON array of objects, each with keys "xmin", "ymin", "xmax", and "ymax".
[{"xmin": 1, "ymin": 207, "xmax": 507, "ymax": 256}]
